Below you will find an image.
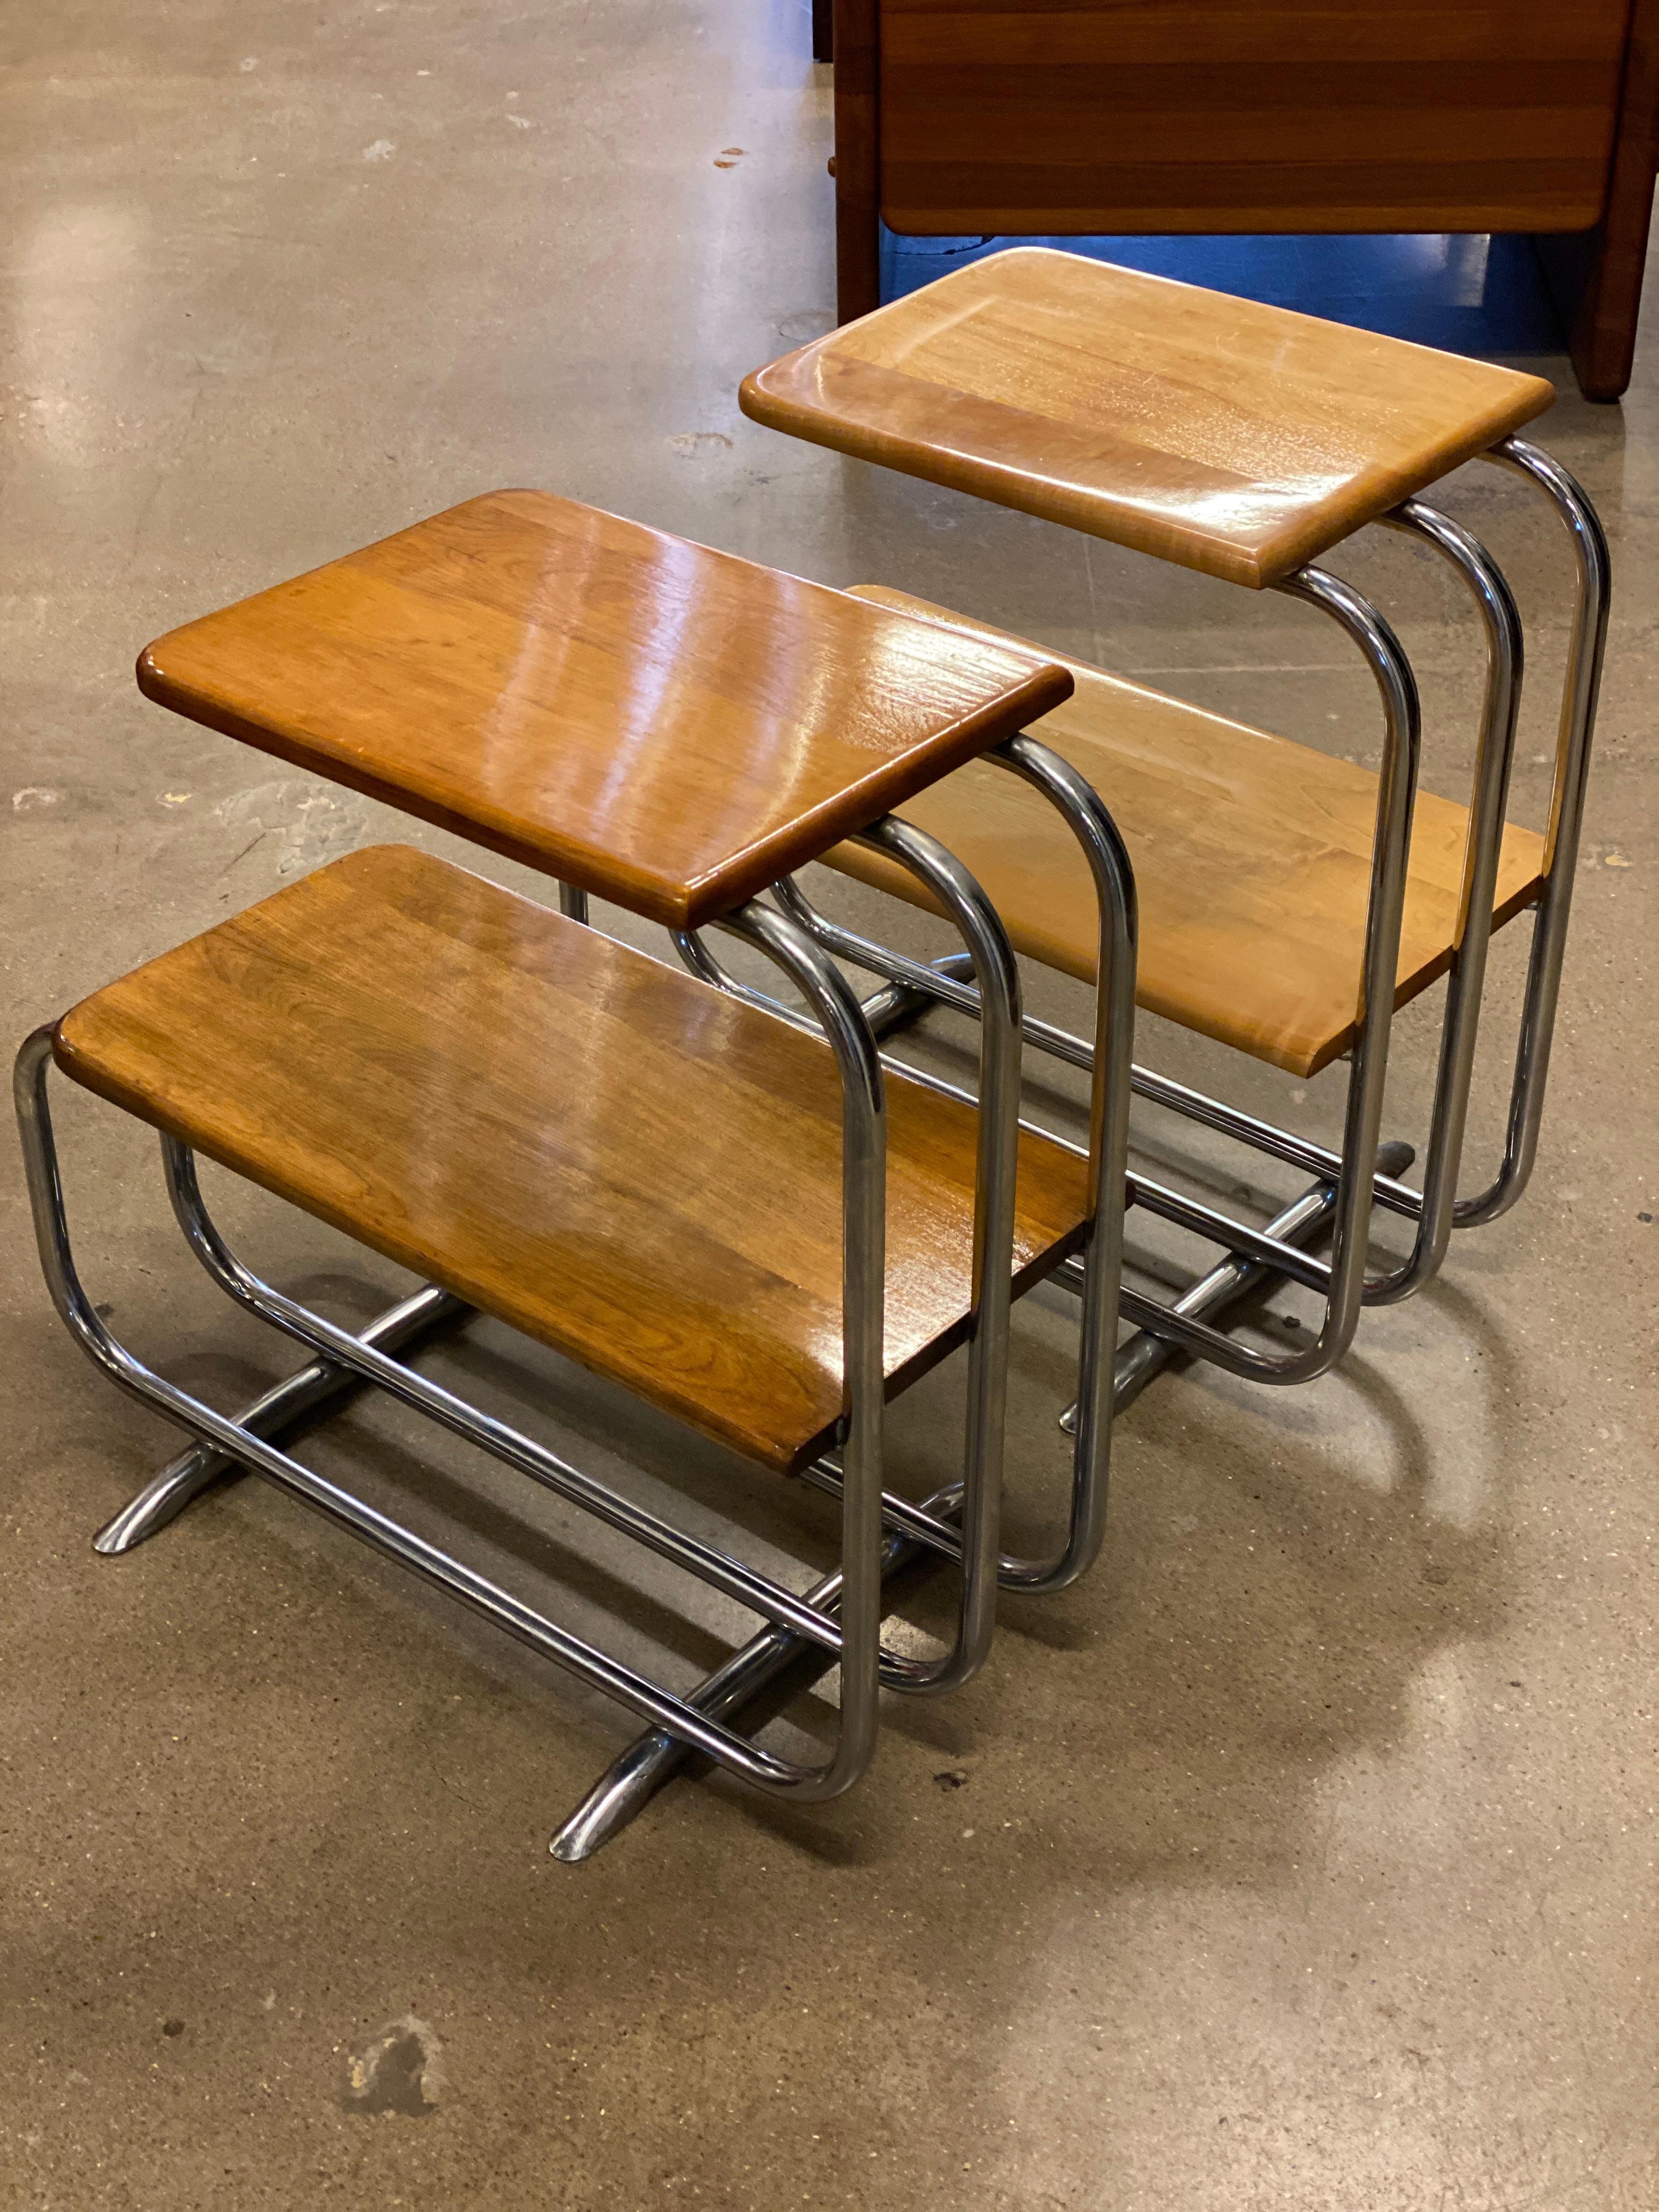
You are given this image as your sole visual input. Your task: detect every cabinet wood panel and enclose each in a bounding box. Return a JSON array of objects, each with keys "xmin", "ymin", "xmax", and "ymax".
[{"xmin": 879, "ymin": 0, "xmax": 1632, "ymax": 235}]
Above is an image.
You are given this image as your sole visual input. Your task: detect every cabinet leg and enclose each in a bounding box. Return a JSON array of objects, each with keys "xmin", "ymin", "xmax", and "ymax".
[
  {"xmin": 1533, "ymin": 0, "xmax": 1659, "ymax": 402},
  {"xmin": 1533, "ymin": 225, "xmax": 1648, "ymax": 403}
]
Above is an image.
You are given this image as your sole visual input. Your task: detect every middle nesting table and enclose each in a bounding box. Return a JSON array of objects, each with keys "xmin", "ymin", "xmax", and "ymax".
[{"xmin": 108, "ymin": 487, "xmax": 1138, "ymax": 1848}]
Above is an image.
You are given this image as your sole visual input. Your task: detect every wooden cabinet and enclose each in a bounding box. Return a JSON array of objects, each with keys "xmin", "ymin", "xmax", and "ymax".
[{"xmin": 832, "ymin": 0, "xmax": 1659, "ymax": 397}]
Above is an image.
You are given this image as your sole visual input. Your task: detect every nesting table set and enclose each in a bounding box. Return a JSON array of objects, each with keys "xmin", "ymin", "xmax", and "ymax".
[{"xmin": 18, "ymin": 251, "xmax": 1609, "ymax": 1860}]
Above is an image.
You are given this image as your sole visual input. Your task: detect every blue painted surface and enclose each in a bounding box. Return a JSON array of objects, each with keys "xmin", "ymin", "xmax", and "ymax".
[{"xmin": 879, "ymin": 229, "xmax": 1565, "ymax": 358}]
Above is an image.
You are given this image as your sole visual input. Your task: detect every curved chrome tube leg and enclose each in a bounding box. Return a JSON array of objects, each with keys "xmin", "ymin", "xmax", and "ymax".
[
  {"xmin": 695, "ymin": 820, "xmax": 1058, "ymax": 1639},
  {"xmin": 1460, "ymin": 437, "xmax": 1612, "ymax": 1224},
  {"xmin": 695, "ymin": 898, "xmax": 887, "ymax": 1797},
  {"xmin": 991, "ymin": 734, "xmax": 1136, "ymax": 1592},
  {"xmin": 1059, "ymin": 1137, "xmax": 1418, "ymax": 1430},
  {"xmin": 818, "ymin": 813, "xmax": 1022, "ymax": 1692},
  {"xmin": 553, "ymin": 1494, "xmax": 943, "ymax": 1863},
  {"xmin": 1359, "ymin": 499, "xmax": 1524, "ymax": 1302},
  {"xmin": 1187, "ymin": 562, "xmax": 1420, "ymax": 1379},
  {"xmin": 95, "ymin": 1443, "xmax": 247, "ymax": 1556},
  {"xmin": 1019, "ymin": 567, "xmax": 1419, "ymax": 1384}
]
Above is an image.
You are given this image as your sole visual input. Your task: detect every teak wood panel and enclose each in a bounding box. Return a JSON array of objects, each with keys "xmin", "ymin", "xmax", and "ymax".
[
  {"xmin": 823, "ymin": 589, "xmax": 1548, "ymax": 1077},
  {"xmin": 742, "ymin": 250, "xmax": 1554, "ymax": 587},
  {"xmin": 878, "ymin": 1, "xmax": 1633, "ymax": 236},
  {"xmin": 53, "ymin": 845, "xmax": 1090, "ymax": 1472},
  {"xmin": 136, "ymin": 491, "xmax": 1070, "ymax": 930}
]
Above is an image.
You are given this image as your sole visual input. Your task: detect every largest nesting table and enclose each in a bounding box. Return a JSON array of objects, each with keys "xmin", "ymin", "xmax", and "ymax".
[{"xmin": 16, "ymin": 489, "xmax": 1141, "ymax": 1858}]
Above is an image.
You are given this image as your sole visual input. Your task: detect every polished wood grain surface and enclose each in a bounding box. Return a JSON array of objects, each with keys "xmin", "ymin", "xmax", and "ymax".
[
  {"xmin": 136, "ymin": 491, "xmax": 1071, "ymax": 928},
  {"xmin": 824, "ymin": 589, "xmax": 1548, "ymax": 1077},
  {"xmin": 743, "ymin": 251, "xmax": 1555, "ymax": 588},
  {"xmin": 54, "ymin": 845, "xmax": 1090, "ymax": 1471},
  {"xmin": 878, "ymin": 0, "xmax": 1630, "ymax": 236}
]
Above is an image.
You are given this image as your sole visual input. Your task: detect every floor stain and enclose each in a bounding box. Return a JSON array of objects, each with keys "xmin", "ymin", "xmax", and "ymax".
[
  {"xmin": 342, "ymin": 2015, "xmax": 444, "ymax": 2117},
  {"xmin": 216, "ymin": 779, "xmax": 370, "ymax": 877},
  {"xmin": 666, "ymin": 431, "xmax": 732, "ymax": 459}
]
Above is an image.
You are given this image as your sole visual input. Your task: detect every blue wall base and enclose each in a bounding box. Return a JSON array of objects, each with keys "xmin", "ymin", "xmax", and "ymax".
[{"xmin": 880, "ymin": 229, "xmax": 1565, "ymax": 360}]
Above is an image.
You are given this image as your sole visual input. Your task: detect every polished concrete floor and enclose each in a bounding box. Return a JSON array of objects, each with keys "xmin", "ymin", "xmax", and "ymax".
[{"xmin": 2, "ymin": 3, "xmax": 1656, "ymax": 2207}]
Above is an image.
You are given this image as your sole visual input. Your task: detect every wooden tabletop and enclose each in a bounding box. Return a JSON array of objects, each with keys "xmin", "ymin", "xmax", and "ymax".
[
  {"xmin": 55, "ymin": 845, "xmax": 1091, "ymax": 1472},
  {"xmin": 136, "ymin": 491, "xmax": 1072, "ymax": 927},
  {"xmin": 741, "ymin": 249, "xmax": 1556, "ymax": 588},
  {"xmin": 825, "ymin": 588, "xmax": 1547, "ymax": 1076}
]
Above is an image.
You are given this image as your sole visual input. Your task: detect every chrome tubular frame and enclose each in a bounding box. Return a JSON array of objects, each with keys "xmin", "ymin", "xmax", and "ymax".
[
  {"xmin": 828, "ymin": 816, "xmax": 1020, "ymax": 1688},
  {"xmin": 1115, "ymin": 453, "xmax": 1592, "ymax": 1271},
  {"xmin": 157, "ymin": 1141, "xmax": 889, "ymax": 1671},
  {"xmin": 16, "ymin": 888, "xmax": 916, "ymax": 1814},
  {"xmin": 551, "ymin": 744, "xmax": 1138, "ymax": 1859},
  {"xmin": 907, "ymin": 729, "xmax": 1136, "ymax": 1592},
  {"xmin": 32, "ymin": 443, "xmax": 1604, "ymax": 1862},
  {"xmin": 774, "ymin": 447, "xmax": 1605, "ymax": 1414},
  {"xmin": 849, "ymin": 738, "xmax": 1141, "ymax": 1593},
  {"xmin": 805, "ymin": 470, "xmax": 1588, "ymax": 1356}
]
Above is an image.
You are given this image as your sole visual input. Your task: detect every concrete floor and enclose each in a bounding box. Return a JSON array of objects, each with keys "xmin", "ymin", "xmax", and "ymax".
[{"xmin": 2, "ymin": 3, "xmax": 1655, "ymax": 2206}]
